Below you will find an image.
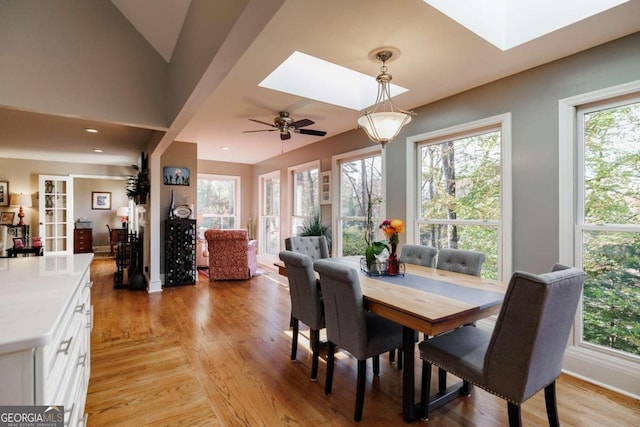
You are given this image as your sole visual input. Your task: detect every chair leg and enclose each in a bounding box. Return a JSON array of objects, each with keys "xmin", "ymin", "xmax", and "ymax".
[
  {"xmin": 388, "ymin": 350, "xmax": 395, "ymax": 363},
  {"xmin": 291, "ymin": 318, "xmax": 299, "ymax": 361},
  {"xmin": 325, "ymin": 342, "xmax": 336, "ymax": 395},
  {"xmin": 507, "ymin": 402, "xmax": 522, "ymax": 427},
  {"xmin": 438, "ymin": 367, "xmax": 447, "ymax": 392},
  {"xmin": 372, "ymin": 355, "xmax": 380, "ymax": 375},
  {"xmin": 544, "ymin": 381, "xmax": 560, "ymax": 427},
  {"xmin": 310, "ymin": 328, "xmax": 319, "ymax": 381},
  {"xmin": 420, "ymin": 361, "xmax": 432, "ymax": 420},
  {"xmin": 355, "ymin": 359, "xmax": 366, "ymax": 422}
]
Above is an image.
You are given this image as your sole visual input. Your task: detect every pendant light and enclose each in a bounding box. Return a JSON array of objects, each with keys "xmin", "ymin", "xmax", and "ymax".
[{"xmin": 357, "ymin": 49, "xmax": 415, "ymax": 147}]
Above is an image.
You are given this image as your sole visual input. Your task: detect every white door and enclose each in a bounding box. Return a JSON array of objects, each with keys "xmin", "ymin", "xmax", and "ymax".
[
  {"xmin": 39, "ymin": 175, "xmax": 74, "ymax": 254},
  {"xmin": 259, "ymin": 171, "xmax": 280, "ymax": 254}
]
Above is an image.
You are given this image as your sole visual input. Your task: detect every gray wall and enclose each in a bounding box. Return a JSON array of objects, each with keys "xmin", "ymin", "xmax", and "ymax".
[
  {"xmin": 253, "ymin": 32, "xmax": 640, "ymax": 274},
  {"xmin": 0, "ymin": 0, "xmax": 168, "ymax": 128}
]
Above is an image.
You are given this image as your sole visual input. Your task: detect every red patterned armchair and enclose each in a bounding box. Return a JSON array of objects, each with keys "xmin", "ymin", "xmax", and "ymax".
[{"xmin": 204, "ymin": 229, "xmax": 258, "ymax": 280}]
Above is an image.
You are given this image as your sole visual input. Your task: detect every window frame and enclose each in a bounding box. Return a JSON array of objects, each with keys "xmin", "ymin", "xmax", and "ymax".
[
  {"xmin": 559, "ymin": 79, "xmax": 640, "ymax": 397},
  {"xmin": 288, "ymin": 160, "xmax": 320, "ymax": 236},
  {"xmin": 197, "ymin": 173, "xmax": 241, "ymax": 230},
  {"xmin": 258, "ymin": 170, "xmax": 280, "ymax": 254},
  {"xmin": 406, "ymin": 113, "xmax": 513, "ymax": 281},
  {"xmin": 332, "ymin": 146, "xmax": 384, "ymax": 257}
]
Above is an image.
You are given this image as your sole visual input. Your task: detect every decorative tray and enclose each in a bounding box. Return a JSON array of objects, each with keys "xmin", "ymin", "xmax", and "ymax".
[{"xmin": 360, "ymin": 257, "xmax": 405, "ymax": 277}]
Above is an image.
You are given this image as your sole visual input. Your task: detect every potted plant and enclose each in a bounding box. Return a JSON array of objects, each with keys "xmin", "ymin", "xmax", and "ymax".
[
  {"xmin": 299, "ymin": 211, "xmax": 332, "ymax": 250},
  {"xmin": 364, "ymin": 196, "xmax": 387, "ymax": 269},
  {"xmin": 126, "ymin": 152, "xmax": 150, "ymax": 204}
]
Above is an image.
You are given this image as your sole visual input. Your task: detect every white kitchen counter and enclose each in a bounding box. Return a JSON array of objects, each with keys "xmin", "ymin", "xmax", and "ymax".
[{"xmin": 0, "ymin": 253, "xmax": 93, "ymax": 354}]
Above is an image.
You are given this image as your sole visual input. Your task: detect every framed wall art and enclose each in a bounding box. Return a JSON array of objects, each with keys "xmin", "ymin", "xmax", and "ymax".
[
  {"xmin": 0, "ymin": 212, "xmax": 15, "ymax": 225},
  {"xmin": 0, "ymin": 181, "xmax": 8, "ymax": 207},
  {"xmin": 92, "ymin": 191, "xmax": 111, "ymax": 210},
  {"xmin": 320, "ymin": 171, "xmax": 331, "ymax": 205},
  {"xmin": 163, "ymin": 166, "xmax": 191, "ymax": 186}
]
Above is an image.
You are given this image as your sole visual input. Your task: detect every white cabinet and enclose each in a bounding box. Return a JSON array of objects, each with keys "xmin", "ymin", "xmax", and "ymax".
[{"xmin": 0, "ymin": 254, "xmax": 93, "ymax": 426}]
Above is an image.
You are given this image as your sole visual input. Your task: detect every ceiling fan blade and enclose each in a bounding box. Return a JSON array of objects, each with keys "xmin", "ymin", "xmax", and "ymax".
[
  {"xmin": 248, "ymin": 118, "xmax": 277, "ymax": 128},
  {"xmin": 242, "ymin": 129, "xmax": 277, "ymax": 133},
  {"xmin": 280, "ymin": 131, "xmax": 291, "ymax": 141},
  {"xmin": 295, "ymin": 128, "xmax": 327, "ymax": 136},
  {"xmin": 291, "ymin": 118, "xmax": 314, "ymax": 128}
]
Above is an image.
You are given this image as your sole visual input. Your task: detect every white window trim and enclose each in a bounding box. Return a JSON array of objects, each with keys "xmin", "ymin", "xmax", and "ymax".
[
  {"xmin": 288, "ymin": 160, "xmax": 320, "ymax": 236},
  {"xmin": 197, "ymin": 173, "xmax": 241, "ymax": 229},
  {"xmin": 331, "ymin": 146, "xmax": 385, "ymax": 257},
  {"xmin": 559, "ymin": 80, "xmax": 640, "ymax": 399},
  {"xmin": 258, "ymin": 170, "xmax": 280, "ymax": 254},
  {"xmin": 406, "ymin": 113, "xmax": 513, "ymax": 281}
]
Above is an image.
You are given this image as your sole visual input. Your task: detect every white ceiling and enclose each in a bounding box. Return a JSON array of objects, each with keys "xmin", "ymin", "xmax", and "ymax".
[{"xmin": 2, "ymin": 0, "xmax": 640, "ymax": 166}]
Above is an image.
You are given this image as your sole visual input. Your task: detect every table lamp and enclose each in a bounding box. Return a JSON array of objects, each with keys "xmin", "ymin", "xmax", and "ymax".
[
  {"xmin": 10, "ymin": 193, "xmax": 32, "ymax": 225},
  {"xmin": 116, "ymin": 206, "xmax": 129, "ymax": 228}
]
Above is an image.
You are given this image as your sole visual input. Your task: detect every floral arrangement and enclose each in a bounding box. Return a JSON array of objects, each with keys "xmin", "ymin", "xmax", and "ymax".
[{"xmin": 379, "ymin": 219, "xmax": 405, "ymax": 246}]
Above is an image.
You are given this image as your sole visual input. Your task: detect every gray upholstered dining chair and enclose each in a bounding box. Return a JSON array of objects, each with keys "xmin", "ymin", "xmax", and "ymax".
[
  {"xmin": 389, "ymin": 245, "xmax": 436, "ymax": 368},
  {"xmin": 400, "ymin": 244, "xmax": 438, "ymax": 267},
  {"xmin": 313, "ymin": 259, "xmax": 404, "ymax": 422},
  {"xmin": 278, "ymin": 250, "xmax": 325, "ymax": 381},
  {"xmin": 418, "ymin": 264, "xmax": 585, "ymax": 426},
  {"xmin": 436, "ymin": 248, "xmax": 485, "ymax": 276},
  {"xmin": 285, "ymin": 235, "xmax": 330, "ymax": 261}
]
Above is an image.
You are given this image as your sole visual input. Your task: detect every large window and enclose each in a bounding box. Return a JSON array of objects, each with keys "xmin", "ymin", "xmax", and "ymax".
[
  {"xmin": 577, "ymin": 98, "xmax": 640, "ymax": 358},
  {"xmin": 559, "ymin": 81, "xmax": 640, "ymax": 396},
  {"xmin": 259, "ymin": 171, "xmax": 280, "ymax": 254},
  {"xmin": 409, "ymin": 114, "xmax": 511, "ymax": 280},
  {"xmin": 336, "ymin": 149, "xmax": 383, "ymax": 256},
  {"xmin": 289, "ymin": 162, "xmax": 319, "ymax": 236},
  {"xmin": 197, "ymin": 174, "xmax": 240, "ymax": 231}
]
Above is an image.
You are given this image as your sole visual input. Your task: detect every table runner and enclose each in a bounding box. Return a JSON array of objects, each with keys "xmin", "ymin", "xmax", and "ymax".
[{"xmin": 372, "ymin": 273, "xmax": 503, "ymax": 309}]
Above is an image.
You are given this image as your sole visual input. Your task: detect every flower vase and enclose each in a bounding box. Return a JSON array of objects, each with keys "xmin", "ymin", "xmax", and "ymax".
[{"xmin": 388, "ymin": 243, "xmax": 399, "ymax": 275}]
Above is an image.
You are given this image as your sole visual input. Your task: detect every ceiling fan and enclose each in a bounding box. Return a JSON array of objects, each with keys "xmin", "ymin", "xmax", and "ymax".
[{"xmin": 242, "ymin": 111, "xmax": 327, "ymax": 141}]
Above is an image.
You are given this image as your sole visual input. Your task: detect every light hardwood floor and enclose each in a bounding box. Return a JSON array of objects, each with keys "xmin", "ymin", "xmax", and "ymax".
[{"xmin": 86, "ymin": 258, "xmax": 639, "ymax": 426}]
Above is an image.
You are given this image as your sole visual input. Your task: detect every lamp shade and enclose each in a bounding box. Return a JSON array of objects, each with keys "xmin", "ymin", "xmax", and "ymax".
[
  {"xmin": 116, "ymin": 207, "xmax": 129, "ymax": 217},
  {"xmin": 357, "ymin": 112, "xmax": 412, "ymax": 145},
  {"xmin": 10, "ymin": 193, "xmax": 32, "ymax": 208}
]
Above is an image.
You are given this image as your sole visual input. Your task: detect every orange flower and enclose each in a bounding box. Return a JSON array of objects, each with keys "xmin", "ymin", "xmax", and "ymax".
[{"xmin": 379, "ymin": 218, "xmax": 405, "ymax": 244}]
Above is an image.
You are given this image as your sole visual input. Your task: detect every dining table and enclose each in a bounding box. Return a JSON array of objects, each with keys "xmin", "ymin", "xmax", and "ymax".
[{"xmin": 275, "ymin": 256, "xmax": 507, "ymax": 423}]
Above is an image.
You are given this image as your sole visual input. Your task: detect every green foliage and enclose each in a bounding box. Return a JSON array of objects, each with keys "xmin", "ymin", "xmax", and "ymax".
[{"xmin": 299, "ymin": 212, "xmax": 331, "ymax": 248}]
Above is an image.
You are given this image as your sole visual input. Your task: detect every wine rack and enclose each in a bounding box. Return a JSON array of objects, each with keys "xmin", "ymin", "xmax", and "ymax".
[{"xmin": 164, "ymin": 219, "xmax": 196, "ymax": 286}]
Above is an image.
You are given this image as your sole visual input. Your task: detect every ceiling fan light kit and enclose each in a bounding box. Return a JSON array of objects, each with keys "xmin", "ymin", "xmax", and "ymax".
[
  {"xmin": 243, "ymin": 111, "xmax": 327, "ymax": 141},
  {"xmin": 358, "ymin": 49, "xmax": 415, "ymax": 148}
]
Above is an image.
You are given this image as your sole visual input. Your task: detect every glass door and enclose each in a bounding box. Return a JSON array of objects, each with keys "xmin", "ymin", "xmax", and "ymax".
[
  {"xmin": 39, "ymin": 175, "xmax": 74, "ymax": 254},
  {"xmin": 259, "ymin": 171, "xmax": 280, "ymax": 254}
]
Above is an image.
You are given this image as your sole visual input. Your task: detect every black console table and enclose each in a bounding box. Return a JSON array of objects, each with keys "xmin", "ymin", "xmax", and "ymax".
[{"xmin": 8, "ymin": 246, "xmax": 44, "ymax": 257}]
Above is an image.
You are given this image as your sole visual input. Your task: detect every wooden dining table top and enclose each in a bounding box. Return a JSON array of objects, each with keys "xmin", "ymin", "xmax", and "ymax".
[{"xmin": 277, "ymin": 256, "xmax": 507, "ymax": 336}]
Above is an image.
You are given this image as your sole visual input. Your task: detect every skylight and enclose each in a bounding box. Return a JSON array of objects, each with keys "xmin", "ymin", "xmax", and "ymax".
[
  {"xmin": 259, "ymin": 51, "xmax": 408, "ymax": 111},
  {"xmin": 424, "ymin": 0, "xmax": 628, "ymax": 50}
]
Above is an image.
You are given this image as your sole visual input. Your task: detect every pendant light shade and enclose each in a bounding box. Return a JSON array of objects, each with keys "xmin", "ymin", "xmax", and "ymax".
[{"xmin": 358, "ymin": 49, "xmax": 415, "ymax": 147}]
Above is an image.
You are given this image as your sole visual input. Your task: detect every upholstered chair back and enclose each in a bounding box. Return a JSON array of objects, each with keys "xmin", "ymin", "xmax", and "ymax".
[
  {"xmin": 484, "ymin": 264, "xmax": 585, "ymax": 402},
  {"xmin": 285, "ymin": 236, "xmax": 329, "ymax": 261},
  {"xmin": 436, "ymin": 248, "xmax": 485, "ymax": 276},
  {"xmin": 278, "ymin": 251, "xmax": 323, "ymax": 330},
  {"xmin": 399, "ymin": 244, "xmax": 437, "ymax": 267},
  {"xmin": 204, "ymin": 229, "xmax": 257, "ymax": 280}
]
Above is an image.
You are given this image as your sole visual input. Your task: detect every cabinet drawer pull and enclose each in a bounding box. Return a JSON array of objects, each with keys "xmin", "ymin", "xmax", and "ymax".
[
  {"xmin": 77, "ymin": 352, "xmax": 88, "ymax": 367},
  {"xmin": 64, "ymin": 403, "xmax": 75, "ymax": 427},
  {"xmin": 58, "ymin": 337, "xmax": 73, "ymax": 355},
  {"xmin": 74, "ymin": 303, "xmax": 85, "ymax": 314}
]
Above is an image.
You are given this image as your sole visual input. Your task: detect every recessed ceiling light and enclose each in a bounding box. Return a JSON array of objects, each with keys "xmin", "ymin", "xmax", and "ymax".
[
  {"xmin": 221, "ymin": 146, "xmax": 230, "ymax": 150},
  {"xmin": 85, "ymin": 128, "xmax": 99, "ymax": 133},
  {"xmin": 93, "ymin": 149, "xmax": 103, "ymax": 153}
]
